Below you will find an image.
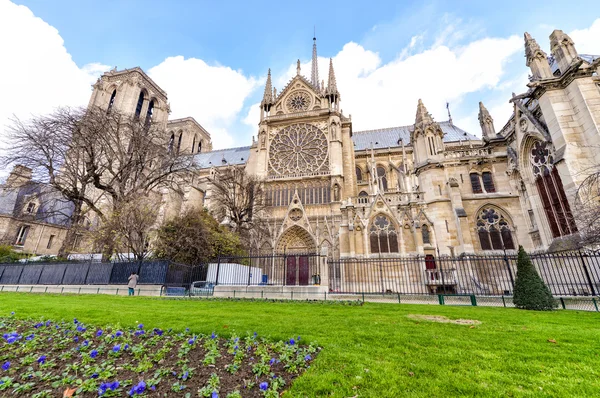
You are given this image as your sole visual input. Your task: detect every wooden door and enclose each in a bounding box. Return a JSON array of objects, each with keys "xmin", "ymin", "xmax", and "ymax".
[
  {"xmin": 286, "ymin": 256, "xmax": 297, "ymax": 285},
  {"xmin": 298, "ymin": 256, "xmax": 309, "ymax": 285},
  {"xmin": 425, "ymin": 254, "xmax": 436, "ymax": 280}
]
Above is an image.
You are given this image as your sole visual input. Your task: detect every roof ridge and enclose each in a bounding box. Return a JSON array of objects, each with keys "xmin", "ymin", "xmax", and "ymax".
[{"xmin": 193, "ymin": 145, "xmax": 251, "ymax": 155}]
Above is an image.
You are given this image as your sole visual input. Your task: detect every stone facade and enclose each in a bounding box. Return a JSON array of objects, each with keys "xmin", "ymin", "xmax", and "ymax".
[{"xmin": 5, "ymin": 30, "xmax": 599, "ymax": 259}]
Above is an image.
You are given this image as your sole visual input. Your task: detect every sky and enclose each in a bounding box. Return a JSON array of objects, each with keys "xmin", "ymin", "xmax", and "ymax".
[{"xmin": 0, "ymin": 0, "xmax": 599, "ymax": 153}]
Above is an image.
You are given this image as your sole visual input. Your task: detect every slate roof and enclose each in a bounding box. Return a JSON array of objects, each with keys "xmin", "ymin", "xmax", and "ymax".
[
  {"xmin": 549, "ymin": 54, "xmax": 599, "ymax": 74},
  {"xmin": 352, "ymin": 121, "xmax": 479, "ymax": 151},
  {"xmin": 193, "ymin": 146, "xmax": 252, "ymax": 169},
  {"xmin": 0, "ymin": 182, "xmax": 73, "ymax": 227}
]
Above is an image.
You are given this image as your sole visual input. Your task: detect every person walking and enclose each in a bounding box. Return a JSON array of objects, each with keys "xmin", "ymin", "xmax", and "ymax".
[{"xmin": 128, "ymin": 272, "xmax": 139, "ymax": 296}]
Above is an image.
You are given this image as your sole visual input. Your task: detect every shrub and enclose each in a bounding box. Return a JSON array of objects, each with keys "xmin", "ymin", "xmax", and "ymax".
[
  {"xmin": 513, "ymin": 246, "xmax": 557, "ymax": 311},
  {"xmin": 0, "ymin": 245, "xmax": 28, "ymax": 263}
]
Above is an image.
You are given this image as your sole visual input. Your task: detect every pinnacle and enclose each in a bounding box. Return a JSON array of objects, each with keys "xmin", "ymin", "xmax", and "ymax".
[
  {"xmin": 326, "ymin": 58, "xmax": 338, "ymax": 95},
  {"xmin": 262, "ymin": 69, "xmax": 273, "ymax": 104},
  {"xmin": 415, "ymin": 99, "xmax": 433, "ymax": 125}
]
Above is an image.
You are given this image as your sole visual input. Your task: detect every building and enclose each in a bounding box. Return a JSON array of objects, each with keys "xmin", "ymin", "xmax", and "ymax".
[{"xmin": 5, "ymin": 30, "xmax": 599, "ymax": 262}]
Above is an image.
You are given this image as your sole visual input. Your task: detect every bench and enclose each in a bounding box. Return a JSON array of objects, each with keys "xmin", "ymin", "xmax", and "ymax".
[{"xmin": 164, "ymin": 287, "xmax": 186, "ymax": 296}]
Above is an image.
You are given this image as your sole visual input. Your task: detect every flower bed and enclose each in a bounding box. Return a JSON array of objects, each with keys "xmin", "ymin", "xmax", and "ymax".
[{"xmin": 0, "ymin": 313, "xmax": 319, "ymax": 397}]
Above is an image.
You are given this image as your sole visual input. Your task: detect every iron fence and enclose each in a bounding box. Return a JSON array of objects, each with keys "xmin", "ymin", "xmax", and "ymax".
[{"xmin": 327, "ymin": 251, "xmax": 600, "ymax": 297}]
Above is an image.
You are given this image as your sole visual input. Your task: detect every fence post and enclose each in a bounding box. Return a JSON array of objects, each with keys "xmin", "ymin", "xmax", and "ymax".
[
  {"xmin": 438, "ymin": 294, "xmax": 445, "ymax": 305},
  {"xmin": 559, "ymin": 297, "xmax": 566, "ymax": 310},
  {"xmin": 397, "ymin": 293, "xmax": 401, "ymax": 304},
  {"xmin": 362, "ymin": 292, "xmax": 365, "ymax": 303},
  {"xmin": 504, "ymin": 252, "xmax": 515, "ymax": 291},
  {"xmin": 578, "ymin": 251, "xmax": 597, "ymax": 296},
  {"xmin": 501, "ymin": 295, "xmax": 506, "ymax": 307},
  {"xmin": 470, "ymin": 295, "xmax": 477, "ymax": 306},
  {"xmin": 592, "ymin": 298, "xmax": 599, "ymax": 312},
  {"xmin": 215, "ymin": 256, "xmax": 221, "ymax": 286}
]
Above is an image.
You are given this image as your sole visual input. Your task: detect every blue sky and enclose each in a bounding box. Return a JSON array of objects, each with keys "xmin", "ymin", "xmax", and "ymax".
[{"xmin": 1, "ymin": 0, "xmax": 599, "ymax": 149}]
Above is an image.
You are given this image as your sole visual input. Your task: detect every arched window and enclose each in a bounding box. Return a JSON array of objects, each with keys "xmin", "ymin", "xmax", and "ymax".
[
  {"xmin": 369, "ymin": 215, "xmax": 399, "ymax": 254},
  {"xmin": 356, "ymin": 166, "xmax": 363, "ymax": 182},
  {"xmin": 134, "ymin": 91, "xmax": 145, "ymax": 119},
  {"xmin": 198, "ymin": 140, "xmax": 202, "ymax": 153},
  {"xmin": 376, "ymin": 166, "xmax": 388, "ymax": 191},
  {"xmin": 476, "ymin": 207, "xmax": 515, "ymax": 250},
  {"xmin": 26, "ymin": 202, "xmax": 36, "ymax": 214},
  {"xmin": 470, "ymin": 173, "xmax": 483, "ymax": 194},
  {"xmin": 482, "ymin": 172, "xmax": 495, "ymax": 193},
  {"xmin": 530, "ymin": 141, "xmax": 577, "ymax": 238},
  {"xmin": 168, "ymin": 133, "xmax": 175, "ymax": 153},
  {"xmin": 422, "ymin": 224, "xmax": 431, "ymax": 245},
  {"xmin": 144, "ymin": 99, "xmax": 154, "ymax": 126},
  {"xmin": 107, "ymin": 89, "xmax": 117, "ymax": 113},
  {"xmin": 176, "ymin": 132, "xmax": 183, "ymax": 154},
  {"xmin": 191, "ymin": 136, "xmax": 196, "ymax": 153}
]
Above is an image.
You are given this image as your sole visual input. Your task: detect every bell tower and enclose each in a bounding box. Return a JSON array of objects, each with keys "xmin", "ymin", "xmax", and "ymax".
[{"xmin": 88, "ymin": 67, "xmax": 169, "ymax": 129}]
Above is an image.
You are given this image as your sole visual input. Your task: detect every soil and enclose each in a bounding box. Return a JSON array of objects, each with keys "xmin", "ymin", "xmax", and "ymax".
[
  {"xmin": 0, "ymin": 318, "xmax": 319, "ymax": 397},
  {"xmin": 407, "ymin": 314, "xmax": 482, "ymax": 325}
]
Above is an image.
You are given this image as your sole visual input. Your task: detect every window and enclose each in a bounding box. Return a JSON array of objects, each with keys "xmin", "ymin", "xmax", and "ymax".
[
  {"xmin": 15, "ymin": 226, "xmax": 30, "ymax": 246},
  {"xmin": 198, "ymin": 141, "xmax": 202, "ymax": 153},
  {"xmin": 482, "ymin": 172, "xmax": 495, "ymax": 193},
  {"xmin": 191, "ymin": 136, "xmax": 196, "ymax": 153},
  {"xmin": 356, "ymin": 166, "xmax": 363, "ymax": 182},
  {"xmin": 369, "ymin": 215, "xmax": 399, "ymax": 254},
  {"xmin": 107, "ymin": 89, "xmax": 116, "ymax": 113},
  {"xmin": 168, "ymin": 133, "xmax": 175, "ymax": 153},
  {"xmin": 460, "ymin": 174, "xmax": 464, "ymax": 184},
  {"xmin": 438, "ymin": 185, "xmax": 442, "ymax": 196},
  {"xmin": 470, "ymin": 173, "xmax": 483, "ymax": 194},
  {"xmin": 47, "ymin": 235, "xmax": 55, "ymax": 250},
  {"xmin": 144, "ymin": 99, "xmax": 154, "ymax": 126},
  {"xmin": 376, "ymin": 166, "xmax": 388, "ymax": 191},
  {"xmin": 422, "ymin": 225, "xmax": 431, "ymax": 244},
  {"xmin": 476, "ymin": 207, "xmax": 515, "ymax": 250},
  {"xmin": 176, "ymin": 133, "xmax": 183, "ymax": 154},
  {"xmin": 134, "ymin": 91, "xmax": 145, "ymax": 119},
  {"xmin": 25, "ymin": 202, "xmax": 36, "ymax": 214},
  {"xmin": 530, "ymin": 141, "xmax": 577, "ymax": 238}
]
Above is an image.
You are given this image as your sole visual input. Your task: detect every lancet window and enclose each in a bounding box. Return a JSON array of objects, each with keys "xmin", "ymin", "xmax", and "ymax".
[
  {"xmin": 369, "ymin": 215, "xmax": 399, "ymax": 254},
  {"xmin": 265, "ymin": 181, "xmax": 331, "ymax": 207},
  {"xmin": 476, "ymin": 207, "xmax": 515, "ymax": 250},
  {"xmin": 530, "ymin": 141, "xmax": 577, "ymax": 238}
]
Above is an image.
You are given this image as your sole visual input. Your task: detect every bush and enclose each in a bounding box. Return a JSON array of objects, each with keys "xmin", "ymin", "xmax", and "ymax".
[
  {"xmin": 0, "ymin": 245, "xmax": 28, "ymax": 263},
  {"xmin": 513, "ymin": 246, "xmax": 557, "ymax": 311}
]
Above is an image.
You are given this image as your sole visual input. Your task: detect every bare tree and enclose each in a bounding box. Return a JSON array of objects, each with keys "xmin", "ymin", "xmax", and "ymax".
[
  {"xmin": 1, "ymin": 106, "xmax": 195, "ymax": 256},
  {"xmin": 574, "ymin": 171, "xmax": 600, "ymax": 248},
  {"xmin": 208, "ymin": 166, "xmax": 270, "ymax": 248},
  {"xmin": 93, "ymin": 194, "xmax": 160, "ymax": 261}
]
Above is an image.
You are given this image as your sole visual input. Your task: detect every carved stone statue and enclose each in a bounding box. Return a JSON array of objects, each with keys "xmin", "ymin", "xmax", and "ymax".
[
  {"xmin": 333, "ymin": 184, "xmax": 340, "ymax": 201},
  {"xmin": 331, "ymin": 124, "xmax": 337, "ymax": 140}
]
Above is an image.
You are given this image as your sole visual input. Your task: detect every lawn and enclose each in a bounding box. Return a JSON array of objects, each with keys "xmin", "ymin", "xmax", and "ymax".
[{"xmin": 0, "ymin": 294, "xmax": 599, "ymax": 397}]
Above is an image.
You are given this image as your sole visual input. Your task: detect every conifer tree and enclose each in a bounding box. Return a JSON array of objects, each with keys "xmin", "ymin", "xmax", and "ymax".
[{"xmin": 513, "ymin": 246, "xmax": 557, "ymax": 311}]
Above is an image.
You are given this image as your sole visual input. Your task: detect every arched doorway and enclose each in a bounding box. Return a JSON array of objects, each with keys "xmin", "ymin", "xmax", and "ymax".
[{"xmin": 276, "ymin": 226, "xmax": 317, "ymax": 286}]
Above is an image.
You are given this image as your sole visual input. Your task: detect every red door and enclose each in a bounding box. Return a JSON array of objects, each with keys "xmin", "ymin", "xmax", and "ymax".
[
  {"xmin": 286, "ymin": 256, "xmax": 297, "ymax": 285},
  {"xmin": 425, "ymin": 255, "xmax": 436, "ymax": 280},
  {"xmin": 298, "ymin": 256, "xmax": 309, "ymax": 285}
]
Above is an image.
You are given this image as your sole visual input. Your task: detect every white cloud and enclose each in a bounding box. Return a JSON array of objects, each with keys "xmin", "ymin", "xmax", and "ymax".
[
  {"xmin": 148, "ymin": 56, "xmax": 259, "ymax": 149},
  {"xmin": 254, "ymin": 35, "xmax": 522, "ymax": 134},
  {"xmin": 0, "ymin": 1, "xmax": 108, "ymax": 148},
  {"xmin": 569, "ymin": 18, "xmax": 600, "ymax": 55}
]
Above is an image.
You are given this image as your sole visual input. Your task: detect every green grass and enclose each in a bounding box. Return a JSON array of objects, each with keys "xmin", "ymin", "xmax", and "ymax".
[{"xmin": 0, "ymin": 294, "xmax": 599, "ymax": 397}]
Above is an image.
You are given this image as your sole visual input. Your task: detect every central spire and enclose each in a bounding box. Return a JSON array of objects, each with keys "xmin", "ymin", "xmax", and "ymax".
[{"xmin": 311, "ymin": 31, "xmax": 319, "ymax": 89}]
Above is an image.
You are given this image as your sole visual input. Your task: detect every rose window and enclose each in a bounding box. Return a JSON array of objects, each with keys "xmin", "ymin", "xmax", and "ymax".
[
  {"xmin": 269, "ymin": 123, "xmax": 329, "ymax": 176},
  {"xmin": 530, "ymin": 141, "xmax": 554, "ymax": 176},
  {"xmin": 285, "ymin": 91, "xmax": 311, "ymax": 112}
]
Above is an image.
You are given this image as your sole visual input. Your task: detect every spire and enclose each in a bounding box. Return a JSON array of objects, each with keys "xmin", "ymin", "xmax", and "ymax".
[
  {"xmin": 311, "ymin": 33, "xmax": 320, "ymax": 89},
  {"xmin": 414, "ymin": 99, "xmax": 433, "ymax": 125},
  {"xmin": 524, "ymin": 32, "xmax": 553, "ymax": 80},
  {"xmin": 296, "ymin": 59, "xmax": 301, "ymax": 76},
  {"xmin": 478, "ymin": 101, "xmax": 495, "ymax": 141}
]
